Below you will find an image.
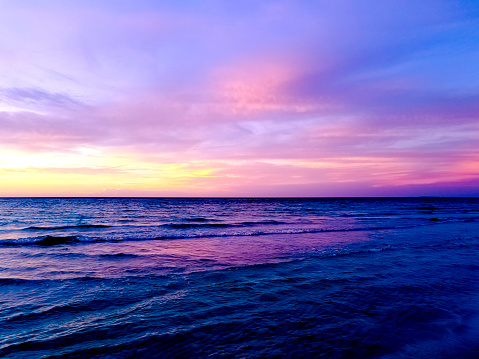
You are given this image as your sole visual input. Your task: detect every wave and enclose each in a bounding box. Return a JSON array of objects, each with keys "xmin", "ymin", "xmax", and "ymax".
[
  {"xmin": 0, "ymin": 215, "xmax": 474, "ymax": 246},
  {"xmin": 240, "ymin": 220, "xmax": 286, "ymax": 226},
  {"xmin": 0, "ymin": 277, "xmax": 40, "ymax": 285},
  {"xmin": 164, "ymin": 223, "xmax": 232, "ymax": 229},
  {"xmin": 35, "ymin": 236, "xmax": 79, "ymax": 246},
  {"xmin": 417, "ymin": 205, "xmax": 437, "ymax": 211},
  {"xmin": 26, "ymin": 224, "xmax": 112, "ymax": 231},
  {"xmin": 100, "ymin": 253, "xmax": 138, "ymax": 259},
  {"xmin": 0, "ymin": 223, "xmax": 436, "ymax": 246},
  {"xmin": 315, "ymin": 244, "xmax": 396, "ymax": 259},
  {"xmin": 0, "ymin": 235, "xmax": 80, "ymax": 246},
  {"xmin": 163, "ymin": 220, "xmax": 287, "ymax": 229}
]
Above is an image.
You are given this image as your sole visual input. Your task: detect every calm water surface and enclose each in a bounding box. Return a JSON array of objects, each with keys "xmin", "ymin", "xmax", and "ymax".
[{"xmin": 0, "ymin": 197, "xmax": 478, "ymax": 358}]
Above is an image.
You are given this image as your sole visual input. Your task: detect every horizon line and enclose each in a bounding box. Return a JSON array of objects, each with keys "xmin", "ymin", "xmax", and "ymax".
[{"xmin": 1, "ymin": 195, "xmax": 478, "ymax": 199}]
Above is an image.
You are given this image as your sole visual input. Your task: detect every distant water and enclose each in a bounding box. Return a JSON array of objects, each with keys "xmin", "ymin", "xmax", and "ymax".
[{"xmin": 1, "ymin": 197, "xmax": 478, "ymax": 358}]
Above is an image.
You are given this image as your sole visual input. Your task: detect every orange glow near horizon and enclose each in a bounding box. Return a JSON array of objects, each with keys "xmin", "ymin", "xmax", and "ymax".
[{"xmin": 2, "ymin": 145, "xmax": 478, "ymax": 197}]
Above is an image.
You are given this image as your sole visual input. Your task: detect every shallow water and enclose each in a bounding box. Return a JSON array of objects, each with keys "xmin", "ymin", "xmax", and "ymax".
[{"xmin": 1, "ymin": 198, "xmax": 478, "ymax": 358}]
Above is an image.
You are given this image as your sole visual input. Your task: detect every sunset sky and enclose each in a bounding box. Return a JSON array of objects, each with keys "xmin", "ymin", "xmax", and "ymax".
[{"xmin": 1, "ymin": 0, "xmax": 478, "ymax": 196}]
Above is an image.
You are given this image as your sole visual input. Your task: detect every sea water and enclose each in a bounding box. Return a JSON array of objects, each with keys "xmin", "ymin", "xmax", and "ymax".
[{"xmin": 0, "ymin": 197, "xmax": 478, "ymax": 358}]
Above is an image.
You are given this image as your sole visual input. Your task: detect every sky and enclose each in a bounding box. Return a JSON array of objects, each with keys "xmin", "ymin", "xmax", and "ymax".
[{"xmin": 0, "ymin": 0, "xmax": 479, "ymax": 197}]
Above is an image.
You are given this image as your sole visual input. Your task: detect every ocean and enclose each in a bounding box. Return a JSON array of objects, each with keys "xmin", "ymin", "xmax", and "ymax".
[{"xmin": 0, "ymin": 197, "xmax": 478, "ymax": 358}]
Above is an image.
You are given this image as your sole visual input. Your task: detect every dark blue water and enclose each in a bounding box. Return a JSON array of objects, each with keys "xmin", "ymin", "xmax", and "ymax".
[{"xmin": 1, "ymin": 198, "xmax": 478, "ymax": 358}]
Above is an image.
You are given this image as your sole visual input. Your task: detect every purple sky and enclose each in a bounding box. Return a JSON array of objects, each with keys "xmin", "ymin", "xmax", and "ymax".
[{"xmin": 1, "ymin": 0, "xmax": 479, "ymax": 196}]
